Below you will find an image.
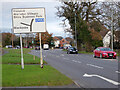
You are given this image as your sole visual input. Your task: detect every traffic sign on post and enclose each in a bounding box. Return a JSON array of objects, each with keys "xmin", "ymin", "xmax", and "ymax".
[
  {"xmin": 12, "ymin": 8, "xmax": 46, "ymax": 33},
  {"xmin": 12, "ymin": 8, "xmax": 46, "ymax": 69}
]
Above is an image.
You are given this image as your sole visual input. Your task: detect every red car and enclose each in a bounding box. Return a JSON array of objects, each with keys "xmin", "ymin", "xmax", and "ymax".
[{"xmin": 93, "ymin": 47, "xmax": 117, "ymax": 59}]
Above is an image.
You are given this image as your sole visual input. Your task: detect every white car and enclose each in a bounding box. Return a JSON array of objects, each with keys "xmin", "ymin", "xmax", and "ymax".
[{"xmin": 6, "ymin": 45, "xmax": 12, "ymax": 48}]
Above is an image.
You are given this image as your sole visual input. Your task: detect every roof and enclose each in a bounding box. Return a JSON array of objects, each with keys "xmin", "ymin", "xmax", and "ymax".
[
  {"xmin": 65, "ymin": 37, "xmax": 73, "ymax": 41},
  {"xmin": 99, "ymin": 29, "xmax": 110, "ymax": 38},
  {"xmin": 53, "ymin": 36, "xmax": 63, "ymax": 40}
]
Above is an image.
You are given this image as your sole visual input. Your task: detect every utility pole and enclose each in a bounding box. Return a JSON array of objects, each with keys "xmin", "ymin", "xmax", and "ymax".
[
  {"xmin": 75, "ymin": 3, "xmax": 77, "ymax": 49},
  {"xmin": 111, "ymin": 2, "xmax": 114, "ymax": 51}
]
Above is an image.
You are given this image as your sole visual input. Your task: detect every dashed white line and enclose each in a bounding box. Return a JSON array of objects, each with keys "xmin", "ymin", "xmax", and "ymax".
[
  {"xmin": 77, "ymin": 61, "xmax": 81, "ymax": 63},
  {"xmin": 63, "ymin": 58, "xmax": 68, "ymax": 60},
  {"xmin": 72, "ymin": 60, "xmax": 77, "ymax": 62},
  {"xmin": 61, "ymin": 54, "xmax": 64, "ymax": 56},
  {"xmin": 56, "ymin": 56, "xmax": 60, "ymax": 58},
  {"xmin": 87, "ymin": 64, "xmax": 103, "ymax": 69},
  {"xmin": 72, "ymin": 60, "xmax": 81, "ymax": 63}
]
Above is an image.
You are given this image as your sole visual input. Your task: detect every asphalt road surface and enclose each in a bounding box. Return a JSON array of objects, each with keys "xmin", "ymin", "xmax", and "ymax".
[{"xmin": 30, "ymin": 49, "xmax": 120, "ymax": 88}]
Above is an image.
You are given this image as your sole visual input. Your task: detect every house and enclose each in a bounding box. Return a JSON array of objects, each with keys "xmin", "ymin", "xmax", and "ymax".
[
  {"xmin": 60, "ymin": 38, "xmax": 70, "ymax": 48},
  {"xmin": 53, "ymin": 36, "xmax": 63, "ymax": 48},
  {"xmin": 101, "ymin": 29, "xmax": 120, "ymax": 48}
]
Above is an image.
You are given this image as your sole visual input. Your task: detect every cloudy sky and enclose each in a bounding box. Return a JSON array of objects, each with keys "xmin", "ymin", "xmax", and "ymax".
[
  {"xmin": 0, "ymin": 0, "xmax": 119, "ymax": 37},
  {"xmin": 0, "ymin": 0, "xmax": 71, "ymax": 37}
]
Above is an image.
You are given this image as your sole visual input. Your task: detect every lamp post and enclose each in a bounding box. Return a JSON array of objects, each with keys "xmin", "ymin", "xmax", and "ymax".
[
  {"xmin": 111, "ymin": 2, "xmax": 114, "ymax": 51},
  {"xmin": 74, "ymin": 4, "xmax": 77, "ymax": 49}
]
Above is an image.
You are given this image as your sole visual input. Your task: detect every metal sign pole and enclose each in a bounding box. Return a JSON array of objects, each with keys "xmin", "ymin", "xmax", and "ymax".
[
  {"xmin": 20, "ymin": 34, "xmax": 24, "ymax": 69},
  {"xmin": 39, "ymin": 33, "xmax": 43, "ymax": 68}
]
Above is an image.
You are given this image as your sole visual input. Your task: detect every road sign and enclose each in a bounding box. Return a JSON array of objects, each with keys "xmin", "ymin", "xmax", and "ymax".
[{"xmin": 12, "ymin": 8, "xmax": 46, "ymax": 33}]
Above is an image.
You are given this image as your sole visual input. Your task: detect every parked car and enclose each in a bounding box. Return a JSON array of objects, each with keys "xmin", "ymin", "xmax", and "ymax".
[
  {"xmin": 6, "ymin": 45, "xmax": 12, "ymax": 48},
  {"xmin": 35, "ymin": 46, "xmax": 40, "ymax": 50},
  {"xmin": 93, "ymin": 47, "xmax": 117, "ymax": 59},
  {"xmin": 67, "ymin": 47, "xmax": 78, "ymax": 54}
]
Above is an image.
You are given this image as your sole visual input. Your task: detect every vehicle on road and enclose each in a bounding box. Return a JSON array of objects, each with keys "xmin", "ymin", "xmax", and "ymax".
[
  {"xmin": 93, "ymin": 47, "xmax": 117, "ymax": 59},
  {"xmin": 15, "ymin": 45, "xmax": 20, "ymax": 49},
  {"xmin": 43, "ymin": 44, "xmax": 49, "ymax": 50},
  {"xmin": 67, "ymin": 47, "xmax": 78, "ymax": 54},
  {"xmin": 35, "ymin": 46, "xmax": 40, "ymax": 50},
  {"xmin": 6, "ymin": 45, "xmax": 12, "ymax": 48}
]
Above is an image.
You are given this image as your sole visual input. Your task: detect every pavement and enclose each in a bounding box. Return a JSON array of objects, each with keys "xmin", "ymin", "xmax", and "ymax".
[{"xmin": 29, "ymin": 49, "xmax": 120, "ymax": 89}]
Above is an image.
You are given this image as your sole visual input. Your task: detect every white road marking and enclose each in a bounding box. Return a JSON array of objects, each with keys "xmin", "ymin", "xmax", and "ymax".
[
  {"xmin": 72, "ymin": 60, "xmax": 77, "ymax": 62},
  {"xmin": 63, "ymin": 58, "xmax": 68, "ymax": 60},
  {"xmin": 72, "ymin": 60, "xmax": 81, "ymax": 63},
  {"xmin": 87, "ymin": 64, "xmax": 103, "ymax": 69},
  {"xmin": 83, "ymin": 73, "xmax": 120, "ymax": 86},
  {"xmin": 77, "ymin": 61, "xmax": 81, "ymax": 63},
  {"xmin": 61, "ymin": 54, "xmax": 64, "ymax": 56},
  {"xmin": 56, "ymin": 56, "xmax": 59, "ymax": 58},
  {"xmin": 116, "ymin": 71, "xmax": 120, "ymax": 73}
]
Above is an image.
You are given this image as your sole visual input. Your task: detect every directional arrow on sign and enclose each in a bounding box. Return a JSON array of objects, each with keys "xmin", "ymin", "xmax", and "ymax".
[
  {"xmin": 21, "ymin": 19, "xmax": 34, "ymax": 32},
  {"xmin": 83, "ymin": 73, "xmax": 120, "ymax": 86}
]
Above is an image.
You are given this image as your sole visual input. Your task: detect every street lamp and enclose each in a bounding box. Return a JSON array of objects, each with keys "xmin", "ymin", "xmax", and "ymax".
[
  {"xmin": 111, "ymin": 2, "xmax": 114, "ymax": 51},
  {"xmin": 74, "ymin": 3, "xmax": 77, "ymax": 49}
]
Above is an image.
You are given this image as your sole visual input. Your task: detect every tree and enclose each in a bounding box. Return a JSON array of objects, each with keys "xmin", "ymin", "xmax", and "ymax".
[
  {"xmin": 2, "ymin": 33, "xmax": 20, "ymax": 47},
  {"xmin": 100, "ymin": 2, "xmax": 120, "ymax": 31},
  {"xmin": 56, "ymin": 1, "xmax": 103, "ymax": 51},
  {"xmin": 35, "ymin": 31, "xmax": 53, "ymax": 47}
]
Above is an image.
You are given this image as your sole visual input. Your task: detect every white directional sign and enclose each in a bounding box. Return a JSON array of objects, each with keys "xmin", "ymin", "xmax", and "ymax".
[{"xmin": 12, "ymin": 8, "xmax": 46, "ymax": 33}]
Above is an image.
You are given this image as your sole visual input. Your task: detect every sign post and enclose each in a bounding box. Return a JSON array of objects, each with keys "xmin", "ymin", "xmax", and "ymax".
[
  {"xmin": 39, "ymin": 33, "xmax": 43, "ymax": 68},
  {"xmin": 20, "ymin": 34, "xmax": 24, "ymax": 69},
  {"xmin": 12, "ymin": 8, "xmax": 46, "ymax": 69}
]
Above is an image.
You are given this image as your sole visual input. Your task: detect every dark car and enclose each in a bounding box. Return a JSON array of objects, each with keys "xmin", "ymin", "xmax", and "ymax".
[
  {"xmin": 93, "ymin": 47, "xmax": 117, "ymax": 59},
  {"xmin": 35, "ymin": 46, "xmax": 40, "ymax": 50},
  {"xmin": 67, "ymin": 47, "xmax": 78, "ymax": 54},
  {"xmin": 16, "ymin": 45, "xmax": 21, "ymax": 49}
]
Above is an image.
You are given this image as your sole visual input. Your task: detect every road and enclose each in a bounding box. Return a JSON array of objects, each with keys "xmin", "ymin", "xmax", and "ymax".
[{"xmin": 30, "ymin": 49, "xmax": 120, "ymax": 88}]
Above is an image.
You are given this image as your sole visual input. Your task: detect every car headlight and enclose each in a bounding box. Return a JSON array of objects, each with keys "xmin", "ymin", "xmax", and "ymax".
[
  {"xmin": 114, "ymin": 53, "xmax": 117, "ymax": 55},
  {"xmin": 103, "ymin": 53, "xmax": 107, "ymax": 55},
  {"xmin": 70, "ymin": 50, "xmax": 72, "ymax": 51}
]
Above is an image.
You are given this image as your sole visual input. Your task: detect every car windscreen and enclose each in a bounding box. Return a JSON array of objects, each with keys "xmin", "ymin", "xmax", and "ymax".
[
  {"xmin": 100, "ymin": 48, "xmax": 112, "ymax": 51},
  {"xmin": 70, "ymin": 48, "xmax": 76, "ymax": 50}
]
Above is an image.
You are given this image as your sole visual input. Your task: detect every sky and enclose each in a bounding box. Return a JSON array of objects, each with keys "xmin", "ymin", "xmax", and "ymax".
[
  {"xmin": 0, "ymin": 0, "xmax": 72, "ymax": 37},
  {"xmin": 0, "ymin": 0, "xmax": 119, "ymax": 37}
]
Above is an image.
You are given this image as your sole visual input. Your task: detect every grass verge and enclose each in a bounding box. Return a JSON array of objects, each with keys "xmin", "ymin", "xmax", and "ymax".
[
  {"xmin": 2, "ymin": 64, "xmax": 72, "ymax": 87},
  {"xmin": 2, "ymin": 48, "xmax": 47, "ymax": 64},
  {"xmin": 78, "ymin": 51, "xmax": 93, "ymax": 54},
  {"xmin": 2, "ymin": 48, "xmax": 73, "ymax": 87}
]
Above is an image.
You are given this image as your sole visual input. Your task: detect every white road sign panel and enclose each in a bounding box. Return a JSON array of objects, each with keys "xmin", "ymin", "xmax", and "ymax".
[{"xmin": 12, "ymin": 8, "xmax": 46, "ymax": 33}]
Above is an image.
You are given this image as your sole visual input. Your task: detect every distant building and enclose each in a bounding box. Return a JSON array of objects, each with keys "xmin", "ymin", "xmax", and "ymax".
[
  {"xmin": 53, "ymin": 36, "xmax": 63, "ymax": 48},
  {"xmin": 60, "ymin": 38, "xmax": 70, "ymax": 48},
  {"xmin": 101, "ymin": 30, "xmax": 120, "ymax": 48}
]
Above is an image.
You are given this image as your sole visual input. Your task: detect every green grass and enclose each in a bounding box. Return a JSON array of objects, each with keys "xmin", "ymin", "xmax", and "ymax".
[
  {"xmin": 62, "ymin": 49, "xmax": 67, "ymax": 52},
  {"xmin": 2, "ymin": 48, "xmax": 47, "ymax": 64},
  {"xmin": 63, "ymin": 49, "xmax": 93, "ymax": 54},
  {"xmin": 2, "ymin": 48, "xmax": 73, "ymax": 87},
  {"xmin": 2, "ymin": 64, "xmax": 73, "ymax": 87}
]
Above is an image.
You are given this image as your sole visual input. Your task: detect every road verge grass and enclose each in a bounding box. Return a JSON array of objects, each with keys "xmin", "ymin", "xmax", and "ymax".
[
  {"xmin": 2, "ymin": 64, "xmax": 72, "ymax": 87},
  {"xmin": 78, "ymin": 51, "xmax": 93, "ymax": 54},
  {"xmin": 2, "ymin": 48, "xmax": 73, "ymax": 87},
  {"xmin": 2, "ymin": 48, "xmax": 47, "ymax": 64}
]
